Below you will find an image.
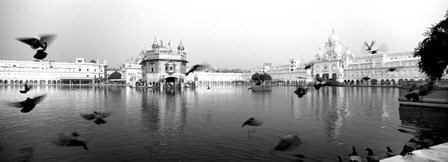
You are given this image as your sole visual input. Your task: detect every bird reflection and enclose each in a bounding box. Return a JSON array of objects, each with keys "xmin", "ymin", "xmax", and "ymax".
[
  {"xmin": 16, "ymin": 34, "xmax": 57, "ymax": 60},
  {"xmin": 8, "ymin": 94, "xmax": 47, "ymax": 113},
  {"xmin": 53, "ymin": 132, "xmax": 89, "ymax": 150},
  {"xmin": 18, "ymin": 145, "xmax": 34, "ymax": 162},
  {"xmin": 80, "ymin": 111, "xmax": 112, "ymax": 125},
  {"xmin": 19, "ymin": 81, "xmax": 31, "ymax": 94}
]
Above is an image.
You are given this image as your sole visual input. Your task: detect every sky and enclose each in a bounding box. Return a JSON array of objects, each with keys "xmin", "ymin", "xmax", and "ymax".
[{"xmin": 0, "ymin": 0, "xmax": 447, "ymax": 69}]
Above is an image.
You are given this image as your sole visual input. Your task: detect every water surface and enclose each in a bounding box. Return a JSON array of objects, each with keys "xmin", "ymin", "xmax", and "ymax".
[{"xmin": 1, "ymin": 85, "xmax": 447, "ymax": 162}]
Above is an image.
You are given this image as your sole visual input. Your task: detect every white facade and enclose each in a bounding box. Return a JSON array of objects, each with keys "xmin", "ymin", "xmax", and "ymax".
[
  {"xmin": 141, "ymin": 38, "xmax": 188, "ymax": 86},
  {"xmin": 312, "ymin": 30, "xmax": 430, "ymax": 85},
  {"xmin": 0, "ymin": 58, "xmax": 107, "ymax": 84},
  {"xmin": 185, "ymin": 72, "xmax": 244, "ymax": 84}
]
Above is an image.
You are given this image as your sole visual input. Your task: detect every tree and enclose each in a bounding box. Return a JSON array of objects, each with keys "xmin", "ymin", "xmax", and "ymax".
[
  {"xmin": 414, "ymin": 10, "xmax": 448, "ymax": 80},
  {"xmin": 108, "ymin": 71, "xmax": 122, "ymax": 79},
  {"xmin": 90, "ymin": 59, "xmax": 97, "ymax": 63},
  {"xmin": 251, "ymin": 72, "xmax": 272, "ymax": 85}
]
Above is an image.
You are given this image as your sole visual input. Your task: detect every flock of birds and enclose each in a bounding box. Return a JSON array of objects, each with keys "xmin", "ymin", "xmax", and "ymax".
[
  {"xmin": 6, "ymin": 35, "xmax": 438, "ymax": 161},
  {"xmin": 242, "ymin": 116, "xmax": 435, "ymax": 162},
  {"xmin": 7, "ymin": 81, "xmax": 113, "ymax": 150}
]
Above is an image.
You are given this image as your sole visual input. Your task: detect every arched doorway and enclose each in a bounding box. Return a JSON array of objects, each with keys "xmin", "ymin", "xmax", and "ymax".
[
  {"xmin": 332, "ymin": 73, "xmax": 337, "ymax": 80},
  {"xmin": 371, "ymin": 79, "xmax": 378, "ymax": 85},
  {"xmin": 165, "ymin": 77, "xmax": 178, "ymax": 87}
]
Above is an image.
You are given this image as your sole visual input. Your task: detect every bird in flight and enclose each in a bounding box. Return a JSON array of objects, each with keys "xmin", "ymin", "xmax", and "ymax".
[
  {"xmin": 386, "ymin": 67, "xmax": 398, "ymax": 72},
  {"xmin": 271, "ymin": 134, "xmax": 302, "ymax": 153},
  {"xmin": 185, "ymin": 64, "xmax": 210, "ymax": 76},
  {"xmin": 294, "ymin": 85, "xmax": 308, "ymax": 98},
  {"xmin": 8, "ymin": 94, "xmax": 47, "ymax": 113},
  {"xmin": 80, "ymin": 111, "xmax": 113, "ymax": 125},
  {"xmin": 17, "ymin": 34, "xmax": 57, "ymax": 60},
  {"xmin": 53, "ymin": 132, "xmax": 89, "ymax": 150},
  {"xmin": 19, "ymin": 81, "xmax": 31, "ymax": 94}
]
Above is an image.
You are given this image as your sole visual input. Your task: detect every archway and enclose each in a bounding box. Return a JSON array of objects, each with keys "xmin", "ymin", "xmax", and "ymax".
[
  {"xmin": 165, "ymin": 77, "xmax": 178, "ymax": 87},
  {"xmin": 391, "ymin": 79, "xmax": 396, "ymax": 85},
  {"xmin": 356, "ymin": 80, "xmax": 360, "ymax": 85},
  {"xmin": 371, "ymin": 79, "xmax": 378, "ymax": 85},
  {"xmin": 332, "ymin": 73, "xmax": 337, "ymax": 80},
  {"xmin": 386, "ymin": 79, "xmax": 391, "ymax": 85}
]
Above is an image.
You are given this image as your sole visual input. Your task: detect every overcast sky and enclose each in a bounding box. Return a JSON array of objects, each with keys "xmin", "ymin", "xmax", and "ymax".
[{"xmin": 0, "ymin": 0, "xmax": 446, "ymax": 69}]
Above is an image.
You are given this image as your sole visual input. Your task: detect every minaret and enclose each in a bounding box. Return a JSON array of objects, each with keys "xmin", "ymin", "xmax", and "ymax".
[
  {"xmin": 177, "ymin": 39, "xmax": 185, "ymax": 52},
  {"xmin": 151, "ymin": 37, "xmax": 159, "ymax": 49}
]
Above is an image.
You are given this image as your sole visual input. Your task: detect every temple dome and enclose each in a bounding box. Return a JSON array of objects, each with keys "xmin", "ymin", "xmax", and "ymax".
[{"xmin": 328, "ymin": 34, "xmax": 340, "ymax": 43}]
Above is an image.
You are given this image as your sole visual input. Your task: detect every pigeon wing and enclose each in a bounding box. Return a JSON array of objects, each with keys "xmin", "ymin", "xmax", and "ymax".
[
  {"xmin": 30, "ymin": 94, "xmax": 47, "ymax": 105},
  {"xmin": 194, "ymin": 64, "xmax": 211, "ymax": 71},
  {"xmin": 17, "ymin": 38, "xmax": 41, "ymax": 49},
  {"xmin": 8, "ymin": 101, "xmax": 26, "ymax": 108},
  {"xmin": 80, "ymin": 113, "xmax": 96, "ymax": 120},
  {"xmin": 39, "ymin": 34, "xmax": 57, "ymax": 46},
  {"xmin": 97, "ymin": 111, "xmax": 112, "ymax": 118}
]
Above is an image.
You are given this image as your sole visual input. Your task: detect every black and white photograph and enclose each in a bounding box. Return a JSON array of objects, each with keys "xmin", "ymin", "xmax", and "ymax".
[{"xmin": 1, "ymin": 0, "xmax": 448, "ymax": 161}]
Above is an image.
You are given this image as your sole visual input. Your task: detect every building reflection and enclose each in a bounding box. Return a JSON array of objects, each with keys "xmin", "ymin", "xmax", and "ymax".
[
  {"xmin": 291, "ymin": 87, "xmax": 398, "ymax": 141},
  {"xmin": 398, "ymin": 105, "xmax": 448, "ymax": 144},
  {"xmin": 139, "ymin": 88, "xmax": 188, "ymax": 139}
]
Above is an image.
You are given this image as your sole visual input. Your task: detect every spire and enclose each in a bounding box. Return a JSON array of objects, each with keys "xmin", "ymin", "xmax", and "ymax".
[
  {"xmin": 152, "ymin": 36, "xmax": 159, "ymax": 49},
  {"xmin": 177, "ymin": 38, "xmax": 185, "ymax": 51},
  {"xmin": 332, "ymin": 28, "xmax": 334, "ymax": 34}
]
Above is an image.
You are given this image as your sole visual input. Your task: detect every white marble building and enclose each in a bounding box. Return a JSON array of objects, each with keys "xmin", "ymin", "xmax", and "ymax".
[{"xmin": 0, "ymin": 58, "xmax": 107, "ymax": 84}]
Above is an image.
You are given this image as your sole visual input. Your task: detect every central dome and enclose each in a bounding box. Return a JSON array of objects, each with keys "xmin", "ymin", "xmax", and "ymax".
[{"xmin": 328, "ymin": 34, "xmax": 340, "ymax": 43}]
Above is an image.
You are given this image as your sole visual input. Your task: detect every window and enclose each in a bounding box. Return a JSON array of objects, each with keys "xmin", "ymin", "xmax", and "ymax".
[
  {"xmin": 87, "ymin": 75, "xmax": 89, "ymax": 77},
  {"xmin": 79, "ymin": 68, "xmax": 81, "ymax": 71}
]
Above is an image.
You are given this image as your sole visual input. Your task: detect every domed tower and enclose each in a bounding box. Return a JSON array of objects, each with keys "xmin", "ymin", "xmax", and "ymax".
[
  {"xmin": 151, "ymin": 37, "xmax": 159, "ymax": 50},
  {"xmin": 177, "ymin": 39, "xmax": 185, "ymax": 52},
  {"xmin": 315, "ymin": 48, "xmax": 323, "ymax": 60}
]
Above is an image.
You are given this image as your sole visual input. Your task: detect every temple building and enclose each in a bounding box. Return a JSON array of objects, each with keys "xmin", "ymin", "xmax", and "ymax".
[
  {"xmin": 312, "ymin": 30, "xmax": 354, "ymax": 83},
  {"xmin": 0, "ymin": 58, "xmax": 107, "ymax": 84},
  {"xmin": 140, "ymin": 38, "xmax": 188, "ymax": 87},
  {"xmin": 123, "ymin": 51, "xmax": 144, "ymax": 85},
  {"xmin": 312, "ymin": 30, "xmax": 428, "ymax": 85}
]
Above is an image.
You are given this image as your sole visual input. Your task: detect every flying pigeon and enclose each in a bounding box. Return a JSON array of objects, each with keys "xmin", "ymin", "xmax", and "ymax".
[
  {"xmin": 271, "ymin": 135, "xmax": 302, "ymax": 153},
  {"xmin": 185, "ymin": 64, "xmax": 210, "ymax": 76},
  {"xmin": 8, "ymin": 94, "xmax": 47, "ymax": 113},
  {"xmin": 17, "ymin": 34, "xmax": 57, "ymax": 60},
  {"xmin": 53, "ymin": 132, "xmax": 89, "ymax": 150},
  {"xmin": 80, "ymin": 111, "xmax": 112, "ymax": 125}
]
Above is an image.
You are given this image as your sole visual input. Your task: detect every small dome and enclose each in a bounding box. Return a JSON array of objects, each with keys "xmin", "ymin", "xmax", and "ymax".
[
  {"xmin": 334, "ymin": 44, "xmax": 342, "ymax": 56},
  {"xmin": 328, "ymin": 34, "xmax": 340, "ymax": 43},
  {"xmin": 345, "ymin": 49, "xmax": 352, "ymax": 55}
]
